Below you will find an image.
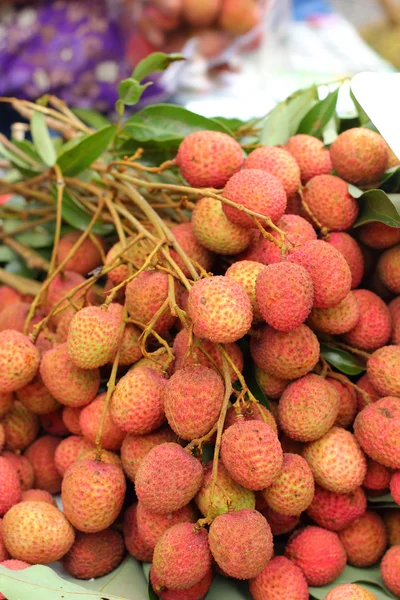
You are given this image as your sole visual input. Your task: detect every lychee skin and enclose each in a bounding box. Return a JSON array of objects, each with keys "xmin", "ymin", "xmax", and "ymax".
[
  {"xmin": 0, "ymin": 457, "xmax": 21, "ymax": 516},
  {"xmin": 223, "ymin": 169, "xmax": 287, "ymax": 228},
  {"xmin": 307, "ymin": 486, "xmax": 367, "ymax": 532},
  {"xmin": 288, "ymin": 240, "xmax": 352, "ymax": 309},
  {"xmin": 381, "ymin": 545, "xmax": 400, "ymax": 597},
  {"xmin": 339, "ymin": 511, "xmax": 387, "ymax": 567},
  {"xmin": 262, "ymin": 453, "xmax": 315, "ymax": 516},
  {"xmin": 0, "ymin": 519, "xmax": 9, "ymax": 562},
  {"xmin": 153, "ymin": 523, "xmax": 211, "ymax": 590},
  {"xmin": 328, "ymin": 376, "xmax": 358, "ymax": 429},
  {"xmin": 258, "ymin": 506, "xmax": 300, "ymax": 536},
  {"xmin": 250, "ymin": 324, "xmax": 320, "ymax": 380},
  {"xmin": 244, "ymin": 146, "xmax": 301, "ymax": 197},
  {"xmin": 39, "ymin": 410, "xmax": 69, "ymax": 437},
  {"xmin": 303, "ymin": 427, "xmax": 367, "ymax": 494},
  {"xmin": 367, "ymin": 347, "xmax": 400, "ymax": 398},
  {"xmin": 79, "ymin": 392, "xmax": 125, "ymax": 450},
  {"xmin": 123, "ymin": 503, "xmax": 153, "ymax": 562},
  {"xmin": 285, "ymin": 134, "xmax": 332, "ymax": 183},
  {"xmin": 255, "ymin": 262, "xmax": 313, "ymax": 331},
  {"xmin": 188, "ymin": 275, "xmax": 253, "ymax": 344},
  {"xmin": 110, "ymin": 366, "xmax": 166, "ymax": 435},
  {"xmin": 308, "ymin": 292, "xmax": 360, "ymax": 336},
  {"xmin": 16, "ymin": 375, "xmax": 59, "ymax": 415},
  {"xmin": 261, "ymin": 214, "xmax": 317, "ymax": 264},
  {"xmin": 57, "ymin": 231, "xmax": 104, "ymax": 276},
  {"xmin": 278, "ymin": 374, "xmax": 340, "ymax": 442},
  {"xmin": 223, "ymin": 403, "xmax": 278, "ymax": 436},
  {"xmin": 359, "ymin": 222, "xmax": 400, "ymax": 250},
  {"xmin": 209, "ymin": 509, "xmax": 273, "ymax": 580},
  {"xmin": 390, "ymin": 471, "xmax": 400, "ymax": 504},
  {"xmin": 67, "ymin": 306, "xmax": 122, "ymax": 369},
  {"xmin": 170, "ymin": 222, "xmax": 214, "ymax": 278},
  {"xmin": 354, "ymin": 396, "xmax": 400, "ymax": 469},
  {"xmin": 225, "ymin": 260, "xmax": 265, "ymax": 322},
  {"xmin": 46, "ymin": 271, "xmax": 90, "ymax": 326},
  {"xmin": 255, "ymin": 367, "xmax": 288, "ymax": 400},
  {"xmin": 324, "ymin": 584, "xmax": 378, "ymax": 600},
  {"xmin": 191, "ymin": 197, "xmax": 251, "ymax": 255},
  {"xmin": 120, "ymin": 427, "xmax": 176, "ymax": 483},
  {"xmin": 135, "ymin": 443, "xmax": 203, "ymax": 514},
  {"xmin": 327, "ymin": 232, "xmax": 364, "ymax": 289},
  {"xmin": 0, "ymin": 392, "xmax": 13, "ymax": 419},
  {"xmin": 355, "ymin": 373, "xmax": 381, "ymax": 412},
  {"xmin": 2, "ymin": 402, "xmax": 39, "ymax": 451},
  {"xmin": 285, "ymin": 526, "xmax": 347, "ymax": 586},
  {"xmin": 330, "ymin": 127, "xmax": 388, "ymax": 185},
  {"xmin": 363, "ymin": 459, "xmax": 392, "ymax": 493},
  {"xmin": 24, "ymin": 435, "xmax": 62, "ymax": 494},
  {"xmin": 304, "ymin": 174, "xmax": 359, "ymax": 231},
  {"xmin": 342, "ymin": 290, "xmax": 391, "ymax": 352},
  {"xmin": 40, "ymin": 344, "xmax": 100, "ymax": 407},
  {"xmin": 221, "ymin": 420, "xmax": 283, "ymax": 491},
  {"xmin": 20, "ymin": 489, "xmax": 56, "ymax": 506},
  {"xmin": 1, "ymin": 452, "xmax": 34, "ymax": 491},
  {"xmin": 61, "ymin": 529, "xmax": 125, "ymax": 579},
  {"xmin": 383, "ymin": 509, "xmax": 400, "ymax": 546},
  {"xmin": 136, "ymin": 502, "xmax": 196, "ymax": 550},
  {"xmin": 176, "ymin": 130, "xmax": 244, "ymax": 188},
  {"xmin": 377, "ymin": 244, "xmax": 400, "ymax": 293},
  {"xmin": 2, "ymin": 501, "xmax": 75, "ymax": 564},
  {"xmin": 150, "ymin": 566, "xmax": 213, "ymax": 600},
  {"xmin": 249, "ymin": 556, "xmax": 309, "ymax": 600},
  {"xmin": 0, "ymin": 330, "xmax": 40, "ymax": 393},
  {"xmin": 54, "ymin": 435, "xmax": 92, "ymax": 476},
  {"xmin": 62, "ymin": 406, "xmax": 82, "ymax": 435},
  {"xmin": 62, "ymin": 460, "xmax": 126, "ymax": 533},
  {"xmin": 163, "ymin": 366, "xmax": 224, "ymax": 440}
]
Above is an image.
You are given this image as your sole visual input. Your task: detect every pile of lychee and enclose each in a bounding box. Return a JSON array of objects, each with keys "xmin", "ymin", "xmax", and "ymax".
[{"xmin": 1, "ymin": 124, "xmax": 400, "ymax": 600}]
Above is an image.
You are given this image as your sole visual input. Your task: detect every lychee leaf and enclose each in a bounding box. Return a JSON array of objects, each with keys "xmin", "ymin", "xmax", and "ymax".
[
  {"xmin": 297, "ymin": 88, "xmax": 339, "ymax": 139},
  {"xmin": 148, "ymin": 580, "xmax": 158, "ymax": 600},
  {"xmin": 57, "ymin": 125, "xmax": 116, "ymax": 176},
  {"xmin": 132, "ymin": 52, "xmax": 185, "ymax": 83},
  {"xmin": 380, "ymin": 166, "xmax": 400, "ymax": 193},
  {"xmin": 30, "ymin": 111, "xmax": 57, "ymax": 167},
  {"xmin": 353, "ymin": 189, "xmax": 400, "ymax": 228},
  {"xmin": 71, "ymin": 108, "xmax": 111, "ymax": 130},
  {"xmin": 319, "ymin": 343, "xmax": 365, "ymax": 375},
  {"xmin": 51, "ymin": 187, "xmax": 114, "ymax": 235},
  {"xmin": 309, "ymin": 565, "xmax": 397, "ymax": 599}
]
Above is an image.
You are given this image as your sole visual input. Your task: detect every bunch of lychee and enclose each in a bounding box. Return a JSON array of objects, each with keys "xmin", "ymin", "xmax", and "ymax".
[{"xmin": 1, "ymin": 125, "xmax": 400, "ymax": 600}]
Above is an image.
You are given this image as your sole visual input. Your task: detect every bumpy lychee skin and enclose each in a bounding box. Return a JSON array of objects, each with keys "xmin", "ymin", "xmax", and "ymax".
[
  {"xmin": 54, "ymin": 435, "xmax": 92, "ymax": 476},
  {"xmin": 278, "ymin": 374, "xmax": 340, "ymax": 442},
  {"xmin": 111, "ymin": 366, "xmax": 166, "ymax": 435},
  {"xmin": 0, "ymin": 519, "xmax": 9, "ymax": 562},
  {"xmin": 62, "ymin": 406, "xmax": 82, "ymax": 435},
  {"xmin": 259, "ymin": 505, "xmax": 300, "ymax": 536},
  {"xmin": 191, "ymin": 197, "xmax": 251, "ymax": 255},
  {"xmin": 0, "ymin": 285, "xmax": 21, "ymax": 308},
  {"xmin": 106, "ymin": 304, "xmax": 142, "ymax": 367},
  {"xmin": 330, "ymin": 127, "xmax": 388, "ymax": 185},
  {"xmin": 225, "ymin": 260, "xmax": 265, "ymax": 322},
  {"xmin": 244, "ymin": 146, "xmax": 301, "ymax": 197},
  {"xmin": 0, "ymin": 392, "xmax": 13, "ymax": 419},
  {"xmin": 2, "ymin": 501, "xmax": 74, "ymax": 564},
  {"xmin": 285, "ymin": 526, "xmax": 347, "ymax": 586},
  {"xmin": 170, "ymin": 222, "xmax": 214, "ymax": 277},
  {"xmin": 120, "ymin": 427, "xmax": 176, "ymax": 483},
  {"xmin": 0, "ymin": 302, "xmax": 40, "ymax": 334},
  {"xmin": 261, "ymin": 214, "xmax": 317, "ymax": 264},
  {"xmin": 354, "ymin": 396, "xmax": 400, "ymax": 468},
  {"xmin": 222, "ymin": 169, "xmax": 287, "ymax": 228},
  {"xmin": 123, "ymin": 503, "xmax": 153, "ymax": 562},
  {"xmin": 308, "ymin": 292, "xmax": 360, "ymax": 336},
  {"xmin": 286, "ymin": 134, "xmax": 332, "ymax": 183},
  {"xmin": 46, "ymin": 271, "xmax": 89, "ymax": 326},
  {"xmin": 188, "ymin": 275, "xmax": 253, "ymax": 343},
  {"xmin": 224, "ymin": 403, "xmax": 278, "ymax": 435},
  {"xmin": 328, "ymin": 376, "xmax": 358, "ymax": 429},
  {"xmin": 255, "ymin": 366, "xmax": 288, "ymax": 400},
  {"xmin": 262, "ymin": 453, "xmax": 315, "ymax": 516},
  {"xmin": 0, "ymin": 330, "xmax": 40, "ymax": 393},
  {"xmin": 377, "ymin": 244, "xmax": 400, "ymax": 293},
  {"xmin": 15, "ymin": 374, "xmax": 59, "ymax": 415},
  {"xmin": 153, "ymin": 523, "xmax": 211, "ymax": 591},
  {"xmin": 339, "ymin": 511, "xmax": 387, "ymax": 567},
  {"xmin": 255, "ymin": 262, "xmax": 313, "ymax": 331},
  {"xmin": 77, "ymin": 448, "xmax": 121, "ymax": 468},
  {"xmin": 289, "ymin": 240, "xmax": 352, "ymax": 308},
  {"xmin": 20, "ymin": 489, "xmax": 56, "ymax": 506},
  {"xmin": 383, "ymin": 510, "xmax": 400, "ymax": 546},
  {"xmin": 359, "ymin": 222, "xmax": 400, "ymax": 249},
  {"xmin": 355, "ymin": 373, "xmax": 382, "ymax": 412},
  {"xmin": 381, "ymin": 546, "xmax": 400, "ymax": 597},
  {"xmin": 150, "ymin": 566, "xmax": 213, "ymax": 600},
  {"xmin": 61, "ymin": 529, "xmax": 125, "ymax": 579},
  {"xmin": 1, "ymin": 452, "xmax": 34, "ymax": 491},
  {"xmin": 2, "ymin": 401, "xmax": 39, "ymax": 451},
  {"xmin": 57, "ymin": 231, "xmax": 104, "ymax": 276},
  {"xmin": 221, "ymin": 420, "xmax": 283, "ymax": 491},
  {"xmin": 209, "ymin": 509, "xmax": 273, "ymax": 579},
  {"xmin": 67, "ymin": 306, "xmax": 122, "ymax": 369},
  {"xmin": 0, "ymin": 457, "xmax": 21, "ymax": 516},
  {"xmin": 250, "ymin": 324, "xmax": 320, "ymax": 380},
  {"xmin": 135, "ymin": 443, "xmax": 203, "ymax": 514},
  {"xmin": 136, "ymin": 502, "xmax": 197, "ymax": 550},
  {"xmin": 62, "ymin": 459, "xmax": 126, "ymax": 533},
  {"xmin": 303, "ymin": 427, "xmax": 367, "ymax": 494},
  {"xmin": 363, "ymin": 459, "xmax": 392, "ymax": 493},
  {"xmin": 176, "ymin": 130, "xmax": 244, "ymax": 188},
  {"xmin": 307, "ymin": 486, "xmax": 367, "ymax": 532},
  {"xmin": 80, "ymin": 393, "xmax": 125, "ymax": 450},
  {"xmin": 342, "ymin": 290, "xmax": 391, "ymax": 352},
  {"xmin": 304, "ymin": 174, "xmax": 359, "ymax": 231},
  {"xmin": 24, "ymin": 435, "xmax": 62, "ymax": 494},
  {"xmin": 40, "ymin": 344, "xmax": 100, "ymax": 407},
  {"xmin": 325, "ymin": 584, "xmax": 378, "ymax": 600},
  {"xmin": 249, "ymin": 556, "xmax": 309, "ymax": 600},
  {"xmin": 163, "ymin": 366, "xmax": 224, "ymax": 440},
  {"xmin": 327, "ymin": 232, "xmax": 364, "ymax": 289},
  {"xmin": 390, "ymin": 471, "xmax": 400, "ymax": 504},
  {"xmin": 195, "ymin": 462, "xmax": 255, "ymax": 518}
]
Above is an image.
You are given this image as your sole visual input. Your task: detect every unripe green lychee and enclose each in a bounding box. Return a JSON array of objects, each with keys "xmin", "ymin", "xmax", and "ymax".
[
  {"xmin": 24, "ymin": 435, "xmax": 62, "ymax": 494},
  {"xmin": 244, "ymin": 146, "xmax": 301, "ymax": 197},
  {"xmin": 304, "ymin": 174, "xmax": 359, "ymax": 230},
  {"xmin": 0, "ymin": 330, "xmax": 40, "ymax": 393},
  {"xmin": 327, "ymin": 232, "xmax": 364, "ymax": 289},
  {"xmin": 1, "ymin": 402, "xmax": 39, "ymax": 451},
  {"xmin": 330, "ymin": 128, "xmax": 388, "ymax": 185},
  {"xmin": 121, "ymin": 427, "xmax": 176, "ymax": 483},
  {"xmin": 249, "ymin": 555, "xmax": 309, "ymax": 600},
  {"xmin": 339, "ymin": 511, "xmax": 387, "ymax": 567},
  {"xmin": 308, "ymin": 291, "xmax": 360, "ymax": 335},
  {"xmin": 307, "ymin": 485, "xmax": 367, "ymax": 531},
  {"xmin": 176, "ymin": 130, "xmax": 244, "ymax": 188},
  {"xmin": 342, "ymin": 290, "xmax": 391, "ymax": 351},
  {"xmin": 286, "ymin": 134, "xmax": 332, "ymax": 183},
  {"xmin": 80, "ymin": 392, "xmax": 125, "ymax": 450},
  {"xmin": 354, "ymin": 396, "xmax": 400, "ymax": 468},
  {"xmin": 61, "ymin": 529, "xmax": 125, "ymax": 580}
]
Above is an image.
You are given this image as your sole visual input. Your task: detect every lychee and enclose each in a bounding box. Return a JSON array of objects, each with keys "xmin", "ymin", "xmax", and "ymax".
[
  {"xmin": 77, "ymin": 448, "xmax": 121, "ymax": 468},
  {"xmin": 1, "ymin": 452, "xmax": 34, "ymax": 491},
  {"xmin": 354, "ymin": 396, "xmax": 400, "ymax": 468},
  {"xmin": 219, "ymin": 0, "xmax": 262, "ymax": 35},
  {"xmin": 0, "ymin": 286, "xmax": 21, "ymax": 308},
  {"xmin": 381, "ymin": 546, "xmax": 400, "ymax": 597},
  {"xmin": 327, "ymin": 376, "xmax": 358, "ymax": 429},
  {"xmin": 24, "ymin": 435, "xmax": 62, "ymax": 494},
  {"xmin": 308, "ymin": 291, "xmax": 360, "ymax": 335},
  {"xmin": 46, "ymin": 271, "xmax": 90, "ymax": 326},
  {"xmin": 285, "ymin": 526, "xmax": 347, "ymax": 585},
  {"xmin": 285, "ymin": 134, "xmax": 332, "ymax": 183},
  {"xmin": 339, "ymin": 511, "xmax": 387, "ymax": 567},
  {"xmin": 304, "ymin": 174, "xmax": 359, "ymax": 230},
  {"xmin": 377, "ymin": 244, "xmax": 400, "ymax": 293},
  {"xmin": 57, "ymin": 231, "xmax": 105, "ymax": 275},
  {"xmin": 123, "ymin": 503, "xmax": 153, "ymax": 562},
  {"xmin": 383, "ymin": 510, "xmax": 400, "ymax": 546},
  {"xmin": 0, "ymin": 330, "xmax": 40, "ymax": 393},
  {"xmin": 325, "ymin": 584, "xmax": 378, "ymax": 600},
  {"xmin": 307, "ymin": 486, "xmax": 367, "ymax": 532},
  {"xmin": 20, "ymin": 489, "xmax": 56, "ymax": 506},
  {"xmin": 61, "ymin": 529, "xmax": 125, "ymax": 579},
  {"xmin": 355, "ymin": 373, "xmax": 381, "ymax": 412},
  {"xmin": 363, "ymin": 458, "xmax": 392, "ymax": 494},
  {"xmin": 170, "ymin": 222, "xmax": 214, "ymax": 277},
  {"xmin": 0, "ymin": 519, "xmax": 9, "ymax": 562},
  {"xmin": 105, "ymin": 238, "xmax": 150, "ymax": 286},
  {"xmin": 249, "ymin": 555, "xmax": 309, "ymax": 600},
  {"xmin": 80, "ymin": 392, "xmax": 125, "ymax": 450},
  {"xmin": 135, "ymin": 443, "xmax": 203, "ymax": 514},
  {"xmin": 262, "ymin": 453, "xmax": 315, "ymax": 515},
  {"xmin": 1, "ymin": 401, "xmax": 39, "ymax": 451},
  {"xmin": 40, "ymin": 409, "xmax": 69, "ymax": 437},
  {"xmin": 260, "ymin": 213, "xmax": 317, "ymax": 264},
  {"xmin": 54, "ymin": 435, "xmax": 93, "ymax": 476},
  {"xmin": 327, "ymin": 232, "xmax": 364, "ymax": 289},
  {"xmin": 390, "ymin": 471, "xmax": 400, "ymax": 504},
  {"xmin": 254, "ymin": 367, "xmax": 289, "ymax": 400},
  {"xmin": 209, "ymin": 509, "xmax": 273, "ymax": 579},
  {"xmin": 150, "ymin": 566, "xmax": 213, "ymax": 600},
  {"xmin": 136, "ymin": 502, "xmax": 197, "ymax": 550},
  {"xmin": 223, "ymin": 403, "xmax": 278, "ymax": 435},
  {"xmin": 121, "ymin": 427, "xmax": 176, "ymax": 483},
  {"xmin": 176, "ymin": 130, "xmax": 244, "ymax": 188},
  {"xmin": 342, "ymin": 290, "xmax": 391, "ymax": 351},
  {"xmin": 359, "ymin": 222, "xmax": 400, "ymax": 249},
  {"xmin": 0, "ymin": 457, "xmax": 21, "ymax": 516},
  {"xmin": 259, "ymin": 505, "xmax": 300, "ymax": 536},
  {"xmin": 62, "ymin": 406, "xmax": 82, "ymax": 435},
  {"xmin": 0, "ymin": 302, "xmax": 40, "ymax": 334},
  {"xmin": 15, "ymin": 374, "xmax": 59, "ymax": 415},
  {"xmin": 330, "ymin": 127, "xmax": 388, "ymax": 185},
  {"xmin": 0, "ymin": 393, "xmax": 13, "ymax": 419},
  {"xmin": 225, "ymin": 260, "xmax": 265, "ymax": 322},
  {"xmin": 244, "ymin": 146, "xmax": 301, "ymax": 198}
]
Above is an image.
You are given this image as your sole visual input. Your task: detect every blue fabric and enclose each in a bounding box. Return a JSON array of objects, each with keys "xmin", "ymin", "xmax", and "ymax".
[{"xmin": 293, "ymin": 0, "xmax": 333, "ymax": 20}]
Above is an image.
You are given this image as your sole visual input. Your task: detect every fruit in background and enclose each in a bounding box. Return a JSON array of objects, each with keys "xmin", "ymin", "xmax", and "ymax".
[
  {"xmin": 377, "ymin": 244, "xmax": 400, "ymax": 293},
  {"xmin": 380, "ymin": 546, "xmax": 400, "ymax": 597},
  {"xmin": 325, "ymin": 584, "xmax": 378, "ymax": 600},
  {"xmin": 182, "ymin": 0, "xmax": 221, "ymax": 26},
  {"xmin": 307, "ymin": 486, "xmax": 367, "ymax": 532},
  {"xmin": 219, "ymin": 0, "xmax": 262, "ymax": 36},
  {"xmin": 0, "ymin": 331, "xmax": 40, "ymax": 393},
  {"xmin": 339, "ymin": 511, "xmax": 388, "ymax": 567},
  {"xmin": 61, "ymin": 529, "xmax": 125, "ymax": 579},
  {"xmin": 354, "ymin": 396, "xmax": 400, "ymax": 468},
  {"xmin": 359, "ymin": 222, "xmax": 400, "ymax": 249},
  {"xmin": 327, "ymin": 232, "xmax": 364, "ymax": 289},
  {"xmin": 308, "ymin": 292, "xmax": 360, "ymax": 336}
]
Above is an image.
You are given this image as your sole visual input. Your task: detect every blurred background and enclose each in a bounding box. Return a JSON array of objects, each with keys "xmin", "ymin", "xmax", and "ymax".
[{"xmin": 0, "ymin": 0, "xmax": 398, "ymax": 127}]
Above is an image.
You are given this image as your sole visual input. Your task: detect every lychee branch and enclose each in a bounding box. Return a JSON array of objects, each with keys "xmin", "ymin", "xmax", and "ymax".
[{"xmin": 333, "ymin": 342, "xmax": 371, "ymax": 362}]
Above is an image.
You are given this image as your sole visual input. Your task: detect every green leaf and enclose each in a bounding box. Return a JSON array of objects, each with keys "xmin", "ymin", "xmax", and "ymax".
[
  {"xmin": 57, "ymin": 125, "xmax": 116, "ymax": 176},
  {"xmin": 310, "ymin": 565, "xmax": 397, "ymax": 599},
  {"xmin": 320, "ymin": 343, "xmax": 366, "ymax": 376},
  {"xmin": 124, "ymin": 104, "xmax": 233, "ymax": 146},
  {"xmin": 297, "ymin": 88, "xmax": 339, "ymax": 139},
  {"xmin": 12, "ymin": 140, "xmax": 43, "ymax": 165},
  {"xmin": 260, "ymin": 85, "xmax": 318, "ymax": 145},
  {"xmin": 2, "ymin": 218, "xmax": 54, "ymax": 248},
  {"xmin": 52, "ymin": 186, "xmax": 113, "ymax": 235},
  {"xmin": 0, "ymin": 142, "xmax": 39, "ymax": 177},
  {"xmin": 118, "ymin": 78, "xmax": 152, "ymax": 107},
  {"xmin": 367, "ymin": 493, "xmax": 399, "ymax": 508},
  {"xmin": 30, "ymin": 111, "xmax": 57, "ymax": 166},
  {"xmin": 380, "ymin": 166, "xmax": 400, "ymax": 193},
  {"xmin": 148, "ymin": 580, "xmax": 158, "ymax": 600},
  {"xmin": 353, "ymin": 189, "xmax": 400, "ymax": 228},
  {"xmin": 71, "ymin": 107, "xmax": 111, "ymax": 129},
  {"xmin": 56, "ymin": 133, "xmax": 90, "ymax": 157},
  {"xmin": 5, "ymin": 257, "xmax": 37, "ymax": 278},
  {"xmin": 132, "ymin": 52, "xmax": 185, "ymax": 82},
  {"xmin": 0, "ymin": 245, "xmax": 17, "ymax": 262},
  {"xmin": 116, "ymin": 140, "xmax": 173, "ymax": 166},
  {"xmin": 213, "ymin": 117, "xmax": 248, "ymax": 132}
]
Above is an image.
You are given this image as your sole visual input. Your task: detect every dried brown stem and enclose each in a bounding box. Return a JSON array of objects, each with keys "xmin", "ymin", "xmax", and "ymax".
[
  {"xmin": 334, "ymin": 342, "xmax": 371, "ymax": 362},
  {"xmin": 0, "ymin": 267, "xmax": 41, "ymax": 296}
]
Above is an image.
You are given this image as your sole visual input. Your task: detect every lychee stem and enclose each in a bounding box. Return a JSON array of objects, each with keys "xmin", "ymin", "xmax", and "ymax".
[
  {"xmin": 325, "ymin": 369, "xmax": 372, "ymax": 405},
  {"xmin": 298, "ymin": 187, "xmax": 330, "ymax": 237},
  {"xmin": 47, "ymin": 163, "xmax": 65, "ymax": 278},
  {"xmin": 334, "ymin": 342, "xmax": 371, "ymax": 362}
]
